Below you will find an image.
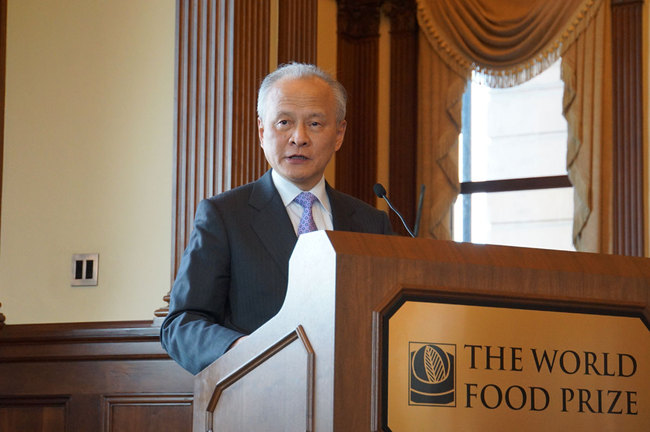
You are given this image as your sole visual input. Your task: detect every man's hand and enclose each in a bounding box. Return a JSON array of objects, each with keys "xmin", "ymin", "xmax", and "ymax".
[{"xmin": 229, "ymin": 336, "xmax": 247, "ymax": 349}]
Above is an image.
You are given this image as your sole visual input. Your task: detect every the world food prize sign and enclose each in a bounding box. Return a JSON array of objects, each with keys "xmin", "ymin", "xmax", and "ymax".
[
  {"xmin": 390, "ymin": 303, "xmax": 649, "ymax": 431},
  {"xmin": 409, "ymin": 342, "xmax": 456, "ymax": 406}
]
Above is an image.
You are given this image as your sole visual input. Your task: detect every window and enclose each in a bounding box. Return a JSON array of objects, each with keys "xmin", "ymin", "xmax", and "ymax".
[{"xmin": 453, "ymin": 61, "xmax": 574, "ymax": 251}]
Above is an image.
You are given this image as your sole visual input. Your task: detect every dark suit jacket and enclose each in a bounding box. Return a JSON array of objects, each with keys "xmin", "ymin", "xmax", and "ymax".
[{"xmin": 161, "ymin": 170, "xmax": 393, "ymax": 374}]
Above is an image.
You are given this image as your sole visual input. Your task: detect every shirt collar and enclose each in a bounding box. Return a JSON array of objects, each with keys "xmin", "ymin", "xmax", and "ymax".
[{"xmin": 271, "ymin": 169, "xmax": 331, "ymax": 213}]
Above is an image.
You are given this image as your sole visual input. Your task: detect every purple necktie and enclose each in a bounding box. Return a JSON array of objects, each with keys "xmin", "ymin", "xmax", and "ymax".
[{"xmin": 294, "ymin": 192, "xmax": 318, "ymax": 235}]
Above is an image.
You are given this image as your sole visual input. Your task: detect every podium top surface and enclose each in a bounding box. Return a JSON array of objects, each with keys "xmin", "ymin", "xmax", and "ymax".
[
  {"xmin": 292, "ymin": 231, "xmax": 650, "ymax": 324},
  {"xmin": 303, "ymin": 231, "xmax": 649, "ymax": 276}
]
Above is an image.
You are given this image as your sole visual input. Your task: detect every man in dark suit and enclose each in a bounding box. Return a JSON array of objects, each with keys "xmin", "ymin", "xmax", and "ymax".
[{"xmin": 161, "ymin": 63, "xmax": 392, "ymax": 375}]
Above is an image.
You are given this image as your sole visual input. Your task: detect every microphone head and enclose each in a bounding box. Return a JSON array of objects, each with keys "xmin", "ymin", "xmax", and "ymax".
[{"xmin": 373, "ymin": 183, "xmax": 387, "ymax": 198}]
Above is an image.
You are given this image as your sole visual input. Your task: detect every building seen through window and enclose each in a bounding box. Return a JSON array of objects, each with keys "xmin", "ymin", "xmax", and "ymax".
[{"xmin": 453, "ymin": 61, "xmax": 575, "ymax": 251}]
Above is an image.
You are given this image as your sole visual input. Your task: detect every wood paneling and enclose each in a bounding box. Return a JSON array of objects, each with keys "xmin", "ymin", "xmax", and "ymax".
[
  {"xmin": 386, "ymin": 0, "xmax": 418, "ymax": 236},
  {"xmin": 336, "ymin": 0, "xmax": 382, "ymax": 205},
  {"xmin": 278, "ymin": 0, "xmax": 318, "ymax": 65},
  {"xmin": 611, "ymin": 0, "xmax": 645, "ymax": 256},
  {"xmin": 0, "ymin": 398, "xmax": 67, "ymax": 432},
  {"xmin": 335, "ymin": 0, "xmax": 419, "ymax": 225},
  {"xmin": 171, "ymin": 0, "xmax": 270, "ymax": 279},
  {"xmin": 105, "ymin": 395, "xmax": 193, "ymax": 432},
  {"xmin": 230, "ymin": 0, "xmax": 270, "ymax": 188},
  {"xmin": 0, "ymin": 321, "xmax": 194, "ymax": 432}
]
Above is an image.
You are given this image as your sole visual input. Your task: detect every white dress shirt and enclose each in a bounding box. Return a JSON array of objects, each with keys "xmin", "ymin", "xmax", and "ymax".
[{"xmin": 271, "ymin": 169, "xmax": 334, "ymax": 235}]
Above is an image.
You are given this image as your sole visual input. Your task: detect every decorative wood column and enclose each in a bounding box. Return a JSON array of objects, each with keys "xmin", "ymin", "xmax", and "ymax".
[
  {"xmin": 158, "ymin": 0, "xmax": 271, "ymax": 318},
  {"xmin": 278, "ymin": 0, "xmax": 318, "ymax": 64},
  {"xmin": 171, "ymin": 0, "xmax": 270, "ymax": 281},
  {"xmin": 336, "ymin": 0, "xmax": 382, "ymax": 205},
  {"xmin": 611, "ymin": 0, "xmax": 644, "ymax": 256},
  {"xmin": 157, "ymin": 0, "xmax": 319, "ymax": 318},
  {"xmin": 385, "ymin": 0, "xmax": 418, "ymax": 236}
]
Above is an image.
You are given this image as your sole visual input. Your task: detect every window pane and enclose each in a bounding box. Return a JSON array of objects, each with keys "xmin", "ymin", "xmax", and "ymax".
[
  {"xmin": 454, "ymin": 60, "xmax": 575, "ymax": 251},
  {"xmin": 455, "ymin": 188, "xmax": 575, "ymax": 251},
  {"xmin": 469, "ymin": 61, "xmax": 568, "ymax": 181}
]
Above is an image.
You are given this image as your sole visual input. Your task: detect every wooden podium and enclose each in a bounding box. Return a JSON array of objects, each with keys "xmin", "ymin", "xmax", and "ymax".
[{"xmin": 193, "ymin": 231, "xmax": 650, "ymax": 431}]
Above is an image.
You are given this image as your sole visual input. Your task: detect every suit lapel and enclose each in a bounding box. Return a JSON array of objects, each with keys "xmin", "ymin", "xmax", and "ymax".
[{"xmin": 249, "ymin": 171, "xmax": 297, "ymax": 278}]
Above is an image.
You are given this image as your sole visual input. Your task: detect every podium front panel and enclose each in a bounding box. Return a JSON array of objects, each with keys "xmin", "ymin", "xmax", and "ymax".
[{"xmin": 385, "ymin": 301, "xmax": 649, "ymax": 431}]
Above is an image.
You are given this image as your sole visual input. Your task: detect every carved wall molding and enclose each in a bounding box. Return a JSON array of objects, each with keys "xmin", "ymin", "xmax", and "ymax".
[
  {"xmin": 337, "ymin": 0, "xmax": 382, "ymax": 38},
  {"xmin": 383, "ymin": 0, "xmax": 417, "ymax": 33}
]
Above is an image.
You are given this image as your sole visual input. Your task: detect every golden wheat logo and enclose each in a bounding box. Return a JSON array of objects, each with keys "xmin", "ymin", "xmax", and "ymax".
[
  {"xmin": 409, "ymin": 342, "xmax": 456, "ymax": 406},
  {"xmin": 424, "ymin": 345, "xmax": 448, "ymax": 383}
]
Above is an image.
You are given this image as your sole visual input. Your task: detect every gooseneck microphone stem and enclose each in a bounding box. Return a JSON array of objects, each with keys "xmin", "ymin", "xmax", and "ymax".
[
  {"xmin": 386, "ymin": 199, "xmax": 416, "ymax": 238},
  {"xmin": 373, "ymin": 183, "xmax": 416, "ymax": 238},
  {"xmin": 413, "ymin": 184, "xmax": 425, "ymax": 237}
]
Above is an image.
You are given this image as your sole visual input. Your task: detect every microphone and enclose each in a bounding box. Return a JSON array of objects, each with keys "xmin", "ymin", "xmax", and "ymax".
[
  {"xmin": 413, "ymin": 184, "xmax": 425, "ymax": 237},
  {"xmin": 374, "ymin": 183, "xmax": 417, "ymax": 238}
]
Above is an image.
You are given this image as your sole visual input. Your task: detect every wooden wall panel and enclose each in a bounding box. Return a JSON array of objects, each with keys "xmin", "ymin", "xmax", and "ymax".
[
  {"xmin": 171, "ymin": 0, "xmax": 270, "ymax": 278},
  {"xmin": 105, "ymin": 395, "xmax": 192, "ymax": 432},
  {"xmin": 278, "ymin": 0, "xmax": 318, "ymax": 65},
  {"xmin": 230, "ymin": 0, "xmax": 270, "ymax": 188},
  {"xmin": 336, "ymin": 0, "xmax": 382, "ymax": 205},
  {"xmin": 611, "ymin": 0, "xmax": 645, "ymax": 256},
  {"xmin": 0, "ymin": 398, "xmax": 67, "ymax": 432},
  {"xmin": 0, "ymin": 322, "xmax": 194, "ymax": 432},
  {"xmin": 386, "ymin": 0, "xmax": 418, "ymax": 236},
  {"xmin": 171, "ymin": 0, "xmax": 212, "ymax": 307}
]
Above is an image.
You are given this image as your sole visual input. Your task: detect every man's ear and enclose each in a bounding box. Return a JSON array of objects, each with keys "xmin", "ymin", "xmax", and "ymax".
[
  {"xmin": 257, "ymin": 117, "xmax": 264, "ymax": 145},
  {"xmin": 335, "ymin": 120, "xmax": 347, "ymax": 151}
]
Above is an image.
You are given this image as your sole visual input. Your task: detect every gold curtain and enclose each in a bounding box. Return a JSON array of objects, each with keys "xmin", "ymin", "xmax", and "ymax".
[
  {"xmin": 417, "ymin": 0, "xmax": 603, "ymax": 87},
  {"xmin": 417, "ymin": 42, "xmax": 466, "ymax": 240},
  {"xmin": 562, "ymin": 3, "xmax": 612, "ymax": 252},
  {"xmin": 415, "ymin": 0, "xmax": 609, "ymax": 249}
]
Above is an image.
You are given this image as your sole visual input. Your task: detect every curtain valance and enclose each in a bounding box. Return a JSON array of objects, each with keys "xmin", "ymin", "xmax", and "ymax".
[{"xmin": 416, "ymin": 0, "xmax": 603, "ymax": 87}]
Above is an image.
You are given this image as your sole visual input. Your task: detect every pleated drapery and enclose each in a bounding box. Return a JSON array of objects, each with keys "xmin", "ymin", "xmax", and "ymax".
[
  {"xmin": 417, "ymin": 0, "xmax": 603, "ymax": 87},
  {"xmin": 415, "ymin": 0, "xmax": 609, "ymax": 250},
  {"xmin": 561, "ymin": 3, "xmax": 612, "ymax": 251}
]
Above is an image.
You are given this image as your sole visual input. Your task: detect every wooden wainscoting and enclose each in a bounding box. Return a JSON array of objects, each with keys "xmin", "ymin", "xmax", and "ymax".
[{"xmin": 0, "ymin": 321, "xmax": 194, "ymax": 432}]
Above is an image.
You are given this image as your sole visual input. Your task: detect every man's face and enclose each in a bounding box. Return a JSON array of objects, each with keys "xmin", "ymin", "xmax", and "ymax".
[{"xmin": 258, "ymin": 76, "xmax": 346, "ymax": 191}]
